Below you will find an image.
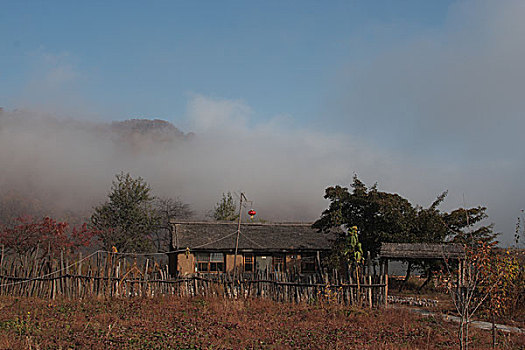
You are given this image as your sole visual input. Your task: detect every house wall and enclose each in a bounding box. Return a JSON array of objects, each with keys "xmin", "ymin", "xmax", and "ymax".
[
  {"xmin": 226, "ymin": 253, "xmax": 243, "ymax": 272},
  {"xmin": 171, "ymin": 251, "xmax": 324, "ymax": 275},
  {"xmin": 177, "ymin": 252, "xmax": 196, "ymax": 275}
]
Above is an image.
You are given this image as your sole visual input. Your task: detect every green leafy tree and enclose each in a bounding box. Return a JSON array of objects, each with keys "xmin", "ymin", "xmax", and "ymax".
[
  {"xmin": 91, "ymin": 173, "xmax": 160, "ymax": 252},
  {"xmin": 315, "ymin": 176, "xmax": 496, "ymax": 255},
  {"xmin": 444, "ymin": 207, "xmax": 497, "ymax": 244},
  {"xmin": 313, "ymin": 176, "xmax": 418, "ymax": 258},
  {"xmin": 314, "ymin": 176, "xmax": 496, "ymax": 289},
  {"xmin": 409, "ymin": 192, "xmax": 450, "ymax": 291},
  {"xmin": 213, "ymin": 192, "xmax": 238, "ymax": 221}
]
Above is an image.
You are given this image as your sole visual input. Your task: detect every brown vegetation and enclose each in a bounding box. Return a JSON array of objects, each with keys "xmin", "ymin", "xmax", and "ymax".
[{"xmin": 0, "ymin": 296, "xmax": 523, "ymax": 349}]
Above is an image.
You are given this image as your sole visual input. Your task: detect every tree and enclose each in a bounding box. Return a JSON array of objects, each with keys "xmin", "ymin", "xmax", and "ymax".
[
  {"xmin": 213, "ymin": 192, "xmax": 238, "ymax": 221},
  {"xmin": 482, "ymin": 248, "xmax": 521, "ymax": 347},
  {"xmin": 444, "ymin": 207, "xmax": 497, "ymax": 244},
  {"xmin": 314, "ymin": 176, "xmax": 496, "ymax": 288},
  {"xmin": 406, "ymin": 192, "xmax": 450, "ymax": 292},
  {"xmin": 0, "ymin": 216, "xmax": 93, "ymax": 259},
  {"xmin": 315, "ymin": 176, "xmax": 496, "ymax": 252},
  {"xmin": 440, "ymin": 241, "xmax": 520, "ymax": 350},
  {"xmin": 514, "ymin": 209, "xmax": 524, "ymax": 247},
  {"xmin": 313, "ymin": 176, "xmax": 418, "ymax": 258},
  {"xmin": 91, "ymin": 173, "xmax": 160, "ymax": 252},
  {"xmin": 152, "ymin": 197, "xmax": 193, "ymax": 252}
]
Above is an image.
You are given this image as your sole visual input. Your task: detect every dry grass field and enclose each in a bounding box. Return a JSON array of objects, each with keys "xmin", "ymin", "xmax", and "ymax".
[{"xmin": 0, "ymin": 295, "xmax": 523, "ymax": 349}]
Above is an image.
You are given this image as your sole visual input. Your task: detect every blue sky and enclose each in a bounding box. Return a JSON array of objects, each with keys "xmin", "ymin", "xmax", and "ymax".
[
  {"xmin": 1, "ymin": 1, "xmax": 452, "ymax": 124},
  {"xmin": 1, "ymin": 1, "xmax": 524, "ymax": 246}
]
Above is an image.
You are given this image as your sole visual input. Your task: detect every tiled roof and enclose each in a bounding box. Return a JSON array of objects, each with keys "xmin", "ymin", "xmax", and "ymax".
[
  {"xmin": 171, "ymin": 221, "xmax": 337, "ymax": 252},
  {"xmin": 379, "ymin": 243, "xmax": 465, "ymax": 259}
]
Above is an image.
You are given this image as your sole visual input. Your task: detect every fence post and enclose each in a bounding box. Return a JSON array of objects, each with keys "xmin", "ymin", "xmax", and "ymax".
[
  {"xmin": 367, "ymin": 251, "xmax": 372, "ymax": 308},
  {"xmin": 144, "ymin": 258, "xmax": 149, "ymax": 297},
  {"xmin": 381, "ymin": 258, "xmax": 386, "ymax": 306},
  {"xmin": 77, "ymin": 252, "xmax": 83, "ymax": 298}
]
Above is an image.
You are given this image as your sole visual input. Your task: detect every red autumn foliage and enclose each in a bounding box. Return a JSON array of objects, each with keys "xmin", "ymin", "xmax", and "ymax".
[{"xmin": 0, "ymin": 216, "xmax": 95, "ymax": 258}]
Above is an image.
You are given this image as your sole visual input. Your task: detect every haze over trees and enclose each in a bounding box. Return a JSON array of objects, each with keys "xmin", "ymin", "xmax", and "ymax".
[
  {"xmin": 0, "ymin": 114, "xmax": 193, "ymax": 225},
  {"xmin": 90, "ymin": 172, "xmax": 193, "ymax": 253},
  {"xmin": 0, "ymin": 191, "xmax": 44, "ymax": 226},
  {"xmin": 212, "ymin": 192, "xmax": 238, "ymax": 221},
  {"xmin": 0, "ymin": 108, "xmax": 521, "ymax": 246}
]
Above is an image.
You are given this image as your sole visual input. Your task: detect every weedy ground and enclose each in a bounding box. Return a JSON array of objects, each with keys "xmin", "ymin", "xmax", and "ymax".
[
  {"xmin": 0, "ymin": 296, "xmax": 523, "ymax": 349},
  {"xmin": 390, "ymin": 276, "xmax": 525, "ymax": 329}
]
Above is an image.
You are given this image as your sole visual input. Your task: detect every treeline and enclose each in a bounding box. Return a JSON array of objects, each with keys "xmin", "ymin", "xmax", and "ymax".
[
  {"xmin": 1, "ymin": 173, "xmax": 522, "ymax": 270},
  {"xmin": 0, "ymin": 172, "xmax": 193, "ymax": 260}
]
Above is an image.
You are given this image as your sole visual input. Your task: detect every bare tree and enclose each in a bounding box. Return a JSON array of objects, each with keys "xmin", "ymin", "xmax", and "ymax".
[
  {"xmin": 442, "ymin": 241, "xmax": 517, "ymax": 350},
  {"xmin": 152, "ymin": 197, "xmax": 193, "ymax": 252}
]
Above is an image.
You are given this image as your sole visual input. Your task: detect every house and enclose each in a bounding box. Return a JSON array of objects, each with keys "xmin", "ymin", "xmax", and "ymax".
[{"xmin": 169, "ymin": 221, "xmax": 337, "ymax": 276}]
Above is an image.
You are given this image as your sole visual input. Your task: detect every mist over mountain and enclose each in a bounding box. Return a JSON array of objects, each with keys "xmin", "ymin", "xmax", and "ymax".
[
  {"xmin": 0, "ymin": 100, "xmax": 359, "ymax": 230},
  {"xmin": 110, "ymin": 118, "xmax": 192, "ymax": 144},
  {"xmin": 0, "ymin": 95, "xmax": 522, "ymax": 247},
  {"xmin": 0, "ymin": 110, "xmax": 194, "ymax": 221}
]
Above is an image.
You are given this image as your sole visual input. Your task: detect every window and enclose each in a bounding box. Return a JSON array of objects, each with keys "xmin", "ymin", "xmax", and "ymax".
[
  {"xmin": 301, "ymin": 254, "xmax": 316, "ymax": 273},
  {"xmin": 209, "ymin": 253, "xmax": 224, "ymax": 272},
  {"xmin": 244, "ymin": 254, "xmax": 254, "ymax": 272},
  {"xmin": 196, "ymin": 252, "xmax": 225, "ymax": 273},
  {"xmin": 272, "ymin": 255, "xmax": 285, "ymax": 272}
]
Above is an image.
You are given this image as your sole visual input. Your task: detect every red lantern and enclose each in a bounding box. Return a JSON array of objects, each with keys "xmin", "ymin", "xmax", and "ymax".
[{"xmin": 248, "ymin": 209, "xmax": 256, "ymax": 219}]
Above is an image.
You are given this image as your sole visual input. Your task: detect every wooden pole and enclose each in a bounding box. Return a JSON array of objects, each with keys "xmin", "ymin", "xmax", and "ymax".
[
  {"xmin": 233, "ymin": 193, "xmax": 245, "ymax": 275},
  {"xmin": 316, "ymin": 251, "xmax": 322, "ymax": 274},
  {"xmin": 367, "ymin": 251, "xmax": 372, "ymax": 308},
  {"xmin": 0, "ymin": 245, "xmax": 4, "ymax": 276},
  {"xmin": 78, "ymin": 252, "xmax": 83, "ymax": 298},
  {"xmin": 144, "ymin": 258, "xmax": 149, "ymax": 297}
]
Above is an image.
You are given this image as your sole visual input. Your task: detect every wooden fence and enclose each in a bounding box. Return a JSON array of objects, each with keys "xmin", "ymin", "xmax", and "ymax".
[{"xmin": 0, "ymin": 250, "xmax": 387, "ymax": 308}]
